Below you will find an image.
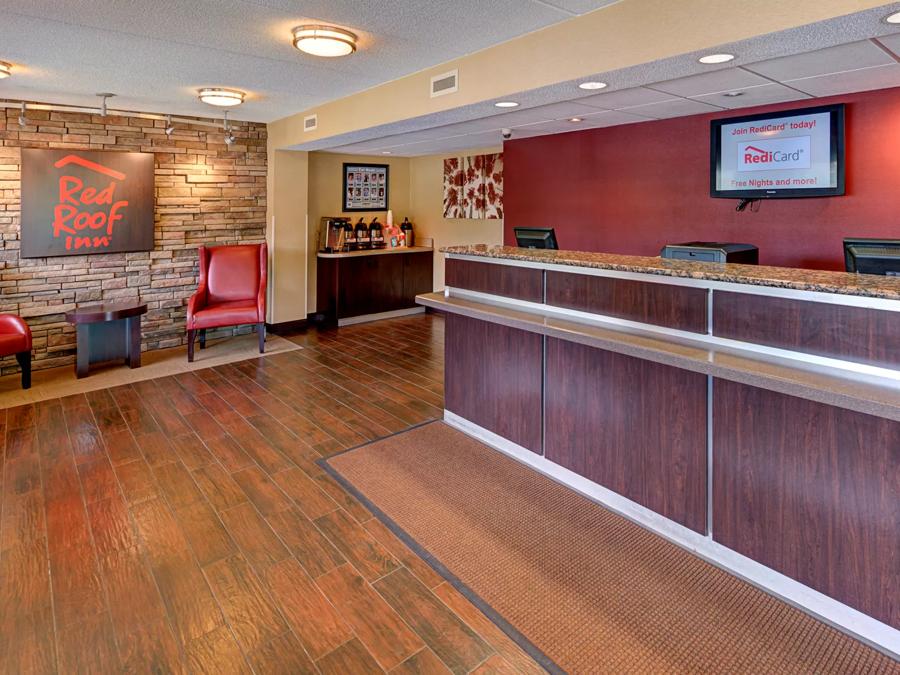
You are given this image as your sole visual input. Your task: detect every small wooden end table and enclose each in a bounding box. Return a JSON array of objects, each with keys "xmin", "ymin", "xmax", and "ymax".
[{"xmin": 65, "ymin": 302, "xmax": 148, "ymax": 378}]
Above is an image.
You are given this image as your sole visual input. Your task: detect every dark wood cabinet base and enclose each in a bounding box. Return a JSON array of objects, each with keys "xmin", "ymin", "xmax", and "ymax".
[{"xmin": 316, "ymin": 249, "xmax": 433, "ymax": 326}]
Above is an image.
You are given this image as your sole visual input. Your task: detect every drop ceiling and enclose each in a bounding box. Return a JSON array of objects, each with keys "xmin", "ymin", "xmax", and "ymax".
[
  {"xmin": 0, "ymin": 0, "xmax": 619, "ymax": 122},
  {"xmin": 322, "ymin": 35, "xmax": 900, "ymax": 157}
]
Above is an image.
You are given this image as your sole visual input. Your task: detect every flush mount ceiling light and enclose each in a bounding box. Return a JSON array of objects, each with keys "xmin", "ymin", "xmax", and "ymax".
[
  {"xmin": 578, "ymin": 81, "xmax": 607, "ymax": 90},
  {"xmin": 494, "ymin": 101, "xmax": 519, "ymax": 108},
  {"xmin": 0, "ymin": 61, "xmax": 11, "ymax": 79},
  {"xmin": 292, "ymin": 25, "xmax": 357, "ymax": 57},
  {"xmin": 569, "ymin": 117, "xmax": 583, "ymax": 122},
  {"xmin": 886, "ymin": 11, "xmax": 900, "ymax": 23},
  {"xmin": 198, "ymin": 88, "xmax": 245, "ymax": 107},
  {"xmin": 698, "ymin": 53, "xmax": 735, "ymax": 64}
]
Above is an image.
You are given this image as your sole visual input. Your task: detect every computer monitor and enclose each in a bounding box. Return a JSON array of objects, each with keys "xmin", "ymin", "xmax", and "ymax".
[
  {"xmin": 843, "ymin": 238, "xmax": 900, "ymax": 276},
  {"xmin": 514, "ymin": 227, "xmax": 558, "ymax": 250}
]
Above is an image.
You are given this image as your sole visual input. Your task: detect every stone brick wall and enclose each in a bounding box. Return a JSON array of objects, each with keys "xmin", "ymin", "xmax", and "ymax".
[{"xmin": 0, "ymin": 104, "xmax": 267, "ymax": 373}]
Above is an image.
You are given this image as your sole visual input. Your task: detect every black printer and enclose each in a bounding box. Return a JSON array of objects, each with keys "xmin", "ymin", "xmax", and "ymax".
[{"xmin": 660, "ymin": 241, "xmax": 758, "ymax": 264}]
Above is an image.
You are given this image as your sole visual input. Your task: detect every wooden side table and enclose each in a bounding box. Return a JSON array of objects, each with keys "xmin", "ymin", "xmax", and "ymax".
[{"xmin": 65, "ymin": 302, "xmax": 148, "ymax": 378}]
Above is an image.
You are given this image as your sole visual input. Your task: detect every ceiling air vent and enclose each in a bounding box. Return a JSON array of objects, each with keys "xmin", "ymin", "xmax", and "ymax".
[
  {"xmin": 430, "ymin": 70, "xmax": 458, "ymax": 98},
  {"xmin": 304, "ymin": 114, "xmax": 318, "ymax": 132}
]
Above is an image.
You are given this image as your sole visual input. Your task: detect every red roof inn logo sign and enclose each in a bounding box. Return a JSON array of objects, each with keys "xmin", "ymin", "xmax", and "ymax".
[{"xmin": 20, "ymin": 149, "xmax": 154, "ymax": 258}]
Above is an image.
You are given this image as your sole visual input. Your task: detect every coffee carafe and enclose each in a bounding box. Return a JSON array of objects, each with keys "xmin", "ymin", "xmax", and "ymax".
[
  {"xmin": 354, "ymin": 217, "xmax": 371, "ymax": 250},
  {"xmin": 342, "ymin": 219, "xmax": 357, "ymax": 251},
  {"xmin": 400, "ymin": 217, "xmax": 415, "ymax": 248},
  {"xmin": 369, "ymin": 217, "xmax": 385, "ymax": 249}
]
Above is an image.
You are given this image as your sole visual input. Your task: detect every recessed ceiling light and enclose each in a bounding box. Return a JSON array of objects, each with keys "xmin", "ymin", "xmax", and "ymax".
[
  {"xmin": 0, "ymin": 61, "xmax": 11, "ymax": 79},
  {"xmin": 382, "ymin": 151, "xmax": 392, "ymax": 154},
  {"xmin": 569, "ymin": 117, "xmax": 583, "ymax": 122},
  {"xmin": 198, "ymin": 88, "xmax": 245, "ymax": 107},
  {"xmin": 293, "ymin": 25, "xmax": 358, "ymax": 57},
  {"xmin": 723, "ymin": 91, "xmax": 744, "ymax": 97},
  {"xmin": 886, "ymin": 11, "xmax": 900, "ymax": 23},
  {"xmin": 495, "ymin": 101, "xmax": 519, "ymax": 108},
  {"xmin": 578, "ymin": 81, "xmax": 607, "ymax": 90},
  {"xmin": 698, "ymin": 53, "xmax": 735, "ymax": 64}
]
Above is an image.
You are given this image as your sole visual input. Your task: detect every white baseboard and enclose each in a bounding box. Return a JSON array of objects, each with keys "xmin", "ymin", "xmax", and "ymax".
[
  {"xmin": 443, "ymin": 410, "xmax": 900, "ymax": 659},
  {"xmin": 337, "ymin": 307, "xmax": 425, "ymax": 327}
]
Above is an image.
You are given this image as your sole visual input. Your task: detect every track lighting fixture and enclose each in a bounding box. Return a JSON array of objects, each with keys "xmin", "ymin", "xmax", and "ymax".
[
  {"xmin": 222, "ymin": 111, "xmax": 236, "ymax": 146},
  {"xmin": 165, "ymin": 115, "xmax": 175, "ymax": 137},
  {"xmin": 97, "ymin": 92, "xmax": 115, "ymax": 117},
  {"xmin": 17, "ymin": 101, "xmax": 27, "ymax": 128}
]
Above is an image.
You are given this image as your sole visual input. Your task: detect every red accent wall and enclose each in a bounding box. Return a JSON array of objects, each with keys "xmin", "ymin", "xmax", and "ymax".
[{"xmin": 503, "ymin": 87, "xmax": 900, "ymax": 270}]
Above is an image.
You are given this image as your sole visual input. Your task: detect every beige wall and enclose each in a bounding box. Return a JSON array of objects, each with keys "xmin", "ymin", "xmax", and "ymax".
[
  {"xmin": 306, "ymin": 152, "xmax": 412, "ymax": 311},
  {"xmin": 409, "ymin": 147, "xmax": 504, "ymax": 290},
  {"xmin": 266, "ymin": 148, "xmax": 309, "ymax": 324}
]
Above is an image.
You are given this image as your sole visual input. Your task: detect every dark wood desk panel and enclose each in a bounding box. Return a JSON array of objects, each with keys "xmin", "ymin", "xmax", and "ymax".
[
  {"xmin": 445, "ymin": 258, "xmax": 543, "ymax": 303},
  {"xmin": 713, "ymin": 291, "xmax": 900, "ymax": 368},
  {"xmin": 445, "ymin": 314, "xmax": 543, "ymax": 453},
  {"xmin": 545, "ymin": 271, "xmax": 708, "ymax": 333},
  {"xmin": 544, "ymin": 338, "xmax": 708, "ymax": 533},
  {"xmin": 317, "ymin": 250, "xmax": 433, "ymax": 325},
  {"xmin": 712, "ymin": 378, "xmax": 900, "ymax": 629}
]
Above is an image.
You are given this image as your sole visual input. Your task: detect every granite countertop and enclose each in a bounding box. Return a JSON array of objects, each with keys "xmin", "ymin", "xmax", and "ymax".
[{"xmin": 442, "ymin": 245, "xmax": 900, "ymax": 300}]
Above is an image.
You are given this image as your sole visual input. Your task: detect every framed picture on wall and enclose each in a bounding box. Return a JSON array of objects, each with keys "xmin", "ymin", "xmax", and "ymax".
[{"xmin": 343, "ymin": 163, "xmax": 389, "ymax": 211}]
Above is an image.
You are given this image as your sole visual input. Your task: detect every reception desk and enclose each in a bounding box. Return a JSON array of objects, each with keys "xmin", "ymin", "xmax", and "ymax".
[{"xmin": 417, "ymin": 245, "xmax": 900, "ymax": 657}]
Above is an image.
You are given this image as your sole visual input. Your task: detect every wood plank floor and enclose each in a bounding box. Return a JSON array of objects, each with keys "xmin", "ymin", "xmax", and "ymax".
[{"xmin": 0, "ymin": 314, "xmax": 543, "ymax": 674}]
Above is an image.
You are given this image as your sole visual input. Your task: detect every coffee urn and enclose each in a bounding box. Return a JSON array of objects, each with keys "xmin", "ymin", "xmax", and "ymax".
[
  {"xmin": 354, "ymin": 217, "xmax": 371, "ymax": 250},
  {"xmin": 369, "ymin": 217, "xmax": 385, "ymax": 249}
]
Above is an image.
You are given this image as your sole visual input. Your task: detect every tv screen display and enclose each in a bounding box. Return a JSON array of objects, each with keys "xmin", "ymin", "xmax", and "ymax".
[{"xmin": 710, "ymin": 103, "xmax": 844, "ymax": 199}]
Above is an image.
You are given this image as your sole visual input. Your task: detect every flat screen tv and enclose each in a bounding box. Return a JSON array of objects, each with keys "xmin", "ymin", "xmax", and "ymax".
[{"xmin": 710, "ymin": 103, "xmax": 845, "ymax": 199}]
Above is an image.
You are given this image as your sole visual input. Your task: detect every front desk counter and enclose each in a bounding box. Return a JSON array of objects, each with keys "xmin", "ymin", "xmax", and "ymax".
[{"xmin": 417, "ymin": 244, "xmax": 900, "ymax": 658}]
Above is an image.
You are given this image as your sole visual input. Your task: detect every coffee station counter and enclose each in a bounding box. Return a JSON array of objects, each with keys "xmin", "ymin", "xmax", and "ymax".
[
  {"xmin": 417, "ymin": 244, "xmax": 900, "ymax": 657},
  {"xmin": 316, "ymin": 247, "xmax": 433, "ymax": 326},
  {"xmin": 317, "ymin": 245, "xmax": 433, "ymax": 259}
]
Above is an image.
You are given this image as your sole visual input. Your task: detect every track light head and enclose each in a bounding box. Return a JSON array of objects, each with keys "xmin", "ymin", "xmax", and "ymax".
[{"xmin": 222, "ymin": 111, "xmax": 236, "ymax": 146}]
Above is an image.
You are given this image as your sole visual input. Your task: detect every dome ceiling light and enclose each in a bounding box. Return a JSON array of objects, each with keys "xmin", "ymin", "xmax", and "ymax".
[
  {"xmin": 698, "ymin": 53, "xmax": 735, "ymax": 64},
  {"xmin": 198, "ymin": 88, "xmax": 245, "ymax": 107},
  {"xmin": 292, "ymin": 25, "xmax": 358, "ymax": 57}
]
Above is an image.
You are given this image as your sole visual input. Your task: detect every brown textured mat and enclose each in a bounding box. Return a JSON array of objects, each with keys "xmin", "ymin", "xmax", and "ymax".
[{"xmin": 326, "ymin": 422, "xmax": 899, "ymax": 674}]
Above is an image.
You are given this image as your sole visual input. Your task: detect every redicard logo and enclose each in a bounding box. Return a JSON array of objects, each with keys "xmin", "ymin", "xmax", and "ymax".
[
  {"xmin": 51, "ymin": 154, "xmax": 130, "ymax": 251},
  {"xmin": 737, "ymin": 136, "xmax": 811, "ymax": 172}
]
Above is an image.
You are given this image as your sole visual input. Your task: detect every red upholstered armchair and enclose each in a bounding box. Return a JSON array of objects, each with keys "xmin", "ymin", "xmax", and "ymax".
[
  {"xmin": 186, "ymin": 243, "xmax": 267, "ymax": 362},
  {"xmin": 0, "ymin": 314, "xmax": 32, "ymax": 389}
]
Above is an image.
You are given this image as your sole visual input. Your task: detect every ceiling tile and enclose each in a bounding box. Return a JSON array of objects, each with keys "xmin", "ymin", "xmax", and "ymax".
[
  {"xmin": 743, "ymin": 40, "xmax": 894, "ymax": 82},
  {"xmin": 693, "ymin": 82, "xmax": 811, "ymax": 109},
  {"xmin": 650, "ymin": 67, "xmax": 771, "ymax": 97},
  {"xmin": 876, "ymin": 32, "xmax": 900, "ymax": 58},
  {"xmin": 576, "ymin": 87, "xmax": 677, "ymax": 110},
  {"xmin": 623, "ymin": 98, "xmax": 724, "ymax": 119},
  {"xmin": 785, "ymin": 63, "xmax": 900, "ymax": 97},
  {"xmin": 534, "ymin": 0, "xmax": 621, "ymax": 14}
]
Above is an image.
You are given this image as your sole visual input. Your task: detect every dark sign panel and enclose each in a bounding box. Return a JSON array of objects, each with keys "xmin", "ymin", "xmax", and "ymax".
[{"xmin": 20, "ymin": 149, "xmax": 155, "ymax": 258}]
